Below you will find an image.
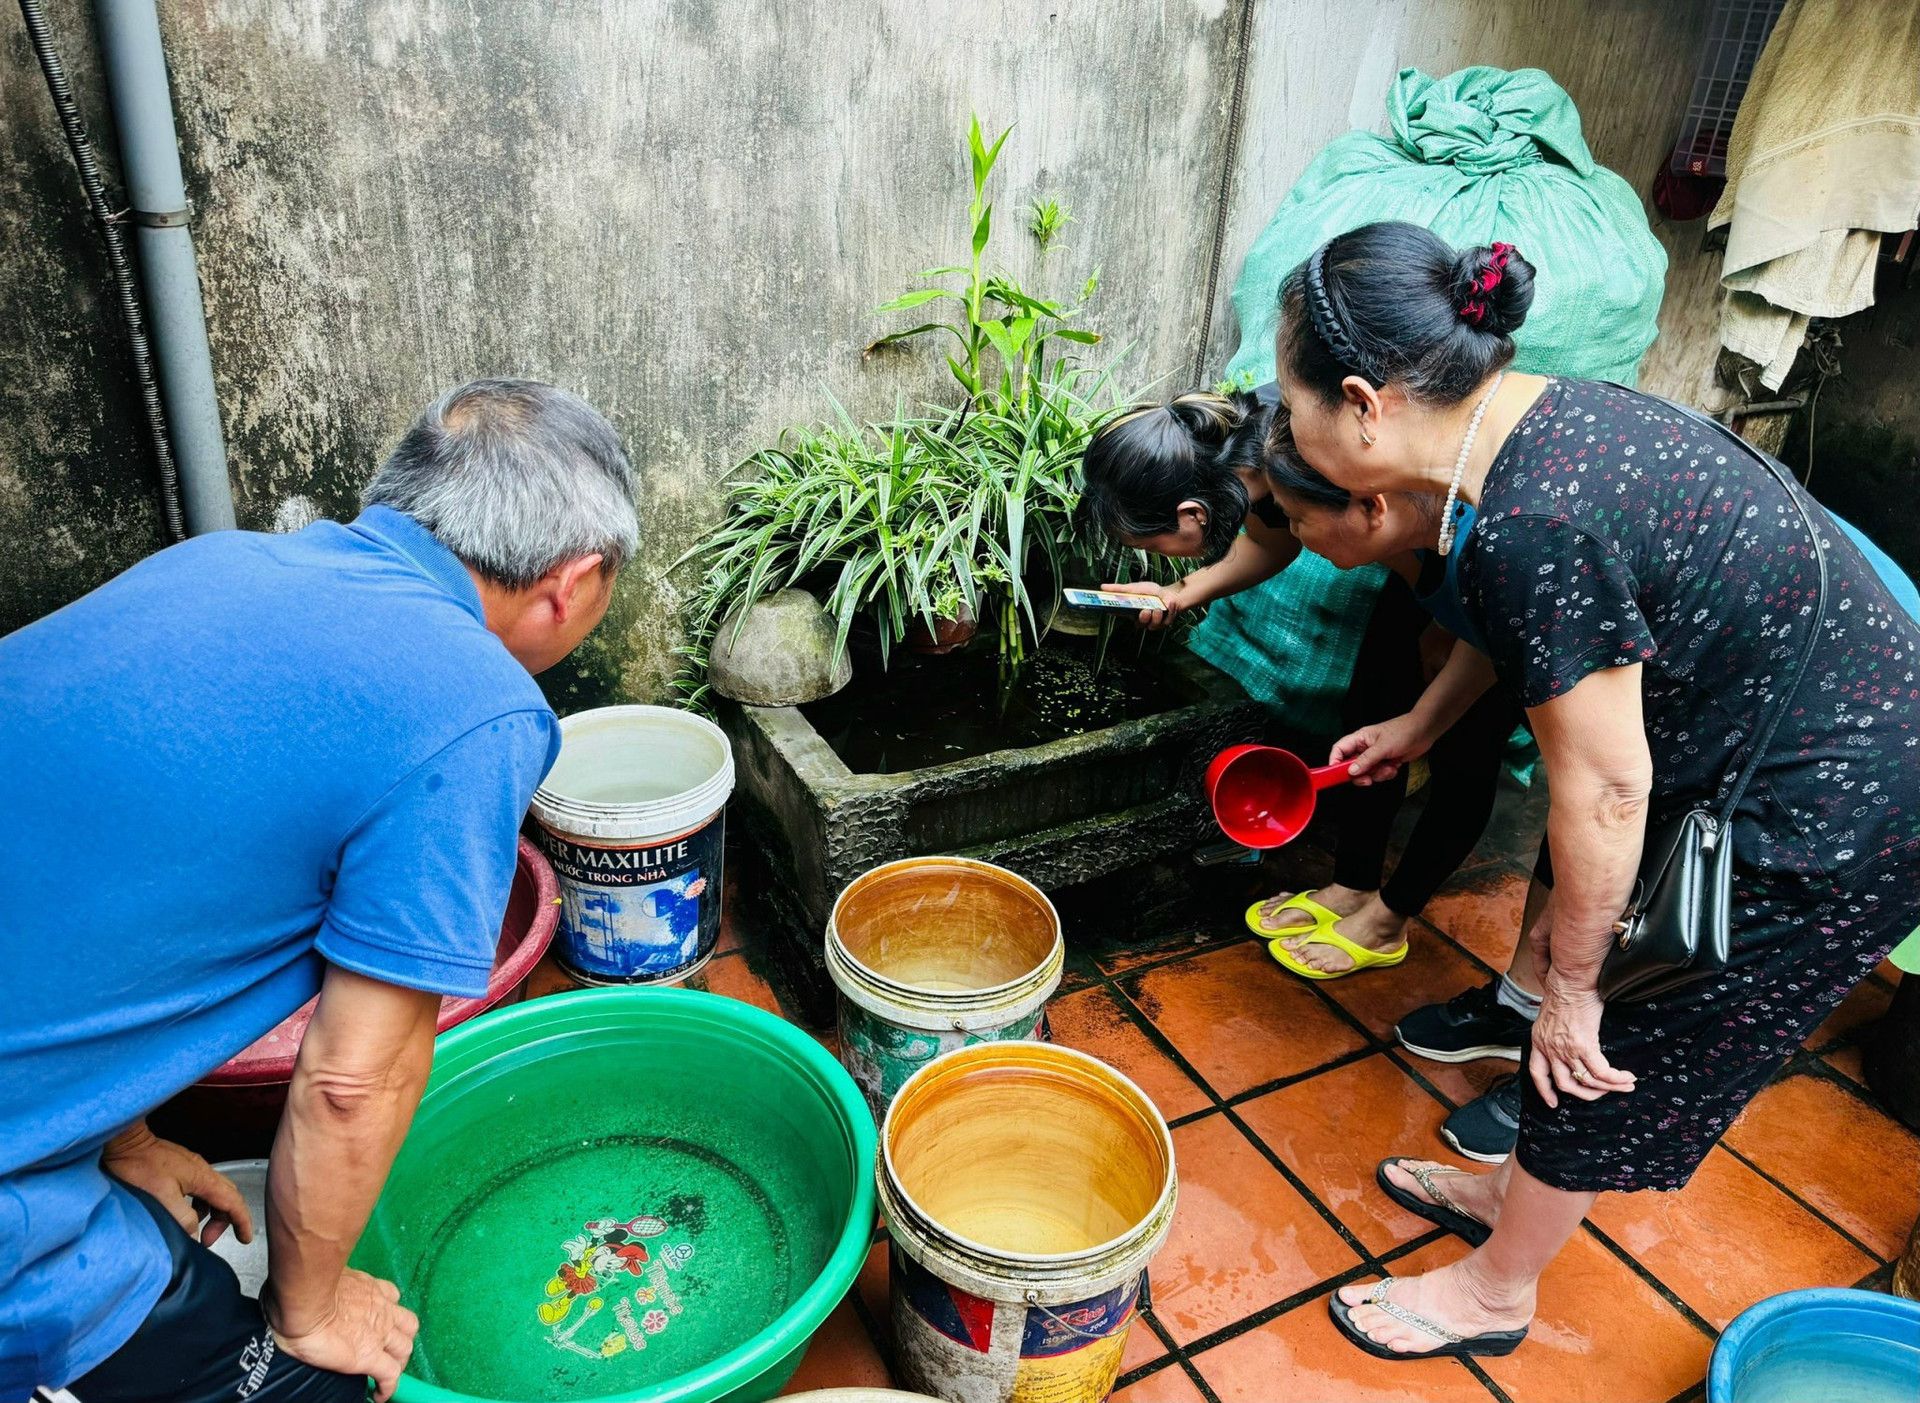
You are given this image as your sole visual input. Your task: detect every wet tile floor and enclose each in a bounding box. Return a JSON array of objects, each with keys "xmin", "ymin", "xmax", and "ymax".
[{"xmin": 525, "ymin": 781, "xmax": 1916, "ymax": 1403}]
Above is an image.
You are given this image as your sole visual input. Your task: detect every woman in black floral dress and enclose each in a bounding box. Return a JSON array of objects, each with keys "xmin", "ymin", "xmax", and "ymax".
[{"xmin": 1256, "ymin": 221, "xmax": 1920, "ymax": 1360}]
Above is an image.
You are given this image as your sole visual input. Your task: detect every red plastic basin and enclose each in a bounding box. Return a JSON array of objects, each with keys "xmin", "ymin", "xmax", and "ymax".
[{"xmin": 201, "ymin": 836, "xmax": 560, "ymax": 1086}]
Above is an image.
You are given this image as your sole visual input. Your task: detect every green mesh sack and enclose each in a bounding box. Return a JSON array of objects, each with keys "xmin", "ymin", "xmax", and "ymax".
[{"xmin": 1193, "ymin": 65, "xmax": 1667, "ymax": 734}]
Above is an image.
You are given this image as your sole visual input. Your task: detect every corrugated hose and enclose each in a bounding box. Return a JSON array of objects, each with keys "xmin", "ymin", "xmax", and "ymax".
[{"xmin": 16, "ymin": 0, "xmax": 187, "ymax": 542}]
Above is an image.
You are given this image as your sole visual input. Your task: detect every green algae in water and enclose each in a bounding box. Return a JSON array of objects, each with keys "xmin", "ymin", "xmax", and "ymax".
[
  {"xmin": 803, "ymin": 638, "xmax": 1191, "ymax": 774},
  {"xmin": 356, "ymin": 1030, "xmax": 852, "ymax": 1403}
]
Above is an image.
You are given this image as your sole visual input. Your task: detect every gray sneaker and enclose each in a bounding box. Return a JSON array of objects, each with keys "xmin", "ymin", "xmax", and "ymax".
[{"xmin": 1440, "ymin": 1074, "xmax": 1521, "ymax": 1164}]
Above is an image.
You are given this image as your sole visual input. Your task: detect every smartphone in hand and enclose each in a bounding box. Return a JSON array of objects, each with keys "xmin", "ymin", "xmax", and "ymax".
[{"xmin": 1061, "ymin": 588, "xmax": 1167, "ymax": 613}]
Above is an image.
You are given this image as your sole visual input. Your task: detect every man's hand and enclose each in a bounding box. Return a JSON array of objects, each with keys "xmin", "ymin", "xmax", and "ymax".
[
  {"xmin": 1329, "ymin": 712, "xmax": 1435, "ymax": 786},
  {"xmin": 102, "ymin": 1120, "xmax": 254, "ymax": 1247},
  {"xmin": 1100, "ymin": 580, "xmax": 1186, "ymax": 631},
  {"xmin": 1529, "ymin": 979, "xmax": 1636, "ymax": 1110},
  {"xmin": 266, "ymin": 1267, "xmax": 419, "ymax": 1402},
  {"xmin": 267, "ymin": 967, "xmax": 438, "ymax": 1400}
]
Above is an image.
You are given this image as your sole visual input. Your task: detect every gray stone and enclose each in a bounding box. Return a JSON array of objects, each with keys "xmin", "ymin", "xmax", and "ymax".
[
  {"xmin": 721, "ymin": 649, "xmax": 1264, "ymax": 1024},
  {"xmin": 709, "ymin": 589, "xmax": 851, "ymax": 707}
]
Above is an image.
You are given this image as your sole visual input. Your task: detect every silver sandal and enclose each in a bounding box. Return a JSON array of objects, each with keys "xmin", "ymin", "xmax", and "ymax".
[
  {"xmin": 1328, "ymin": 1277, "xmax": 1529, "ymax": 1360},
  {"xmin": 1375, "ymin": 1157, "xmax": 1492, "ymax": 1246}
]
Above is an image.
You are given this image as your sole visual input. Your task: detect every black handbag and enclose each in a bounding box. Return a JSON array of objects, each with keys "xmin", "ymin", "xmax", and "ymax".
[{"xmin": 1596, "ymin": 405, "xmax": 1829, "ymax": 1004}]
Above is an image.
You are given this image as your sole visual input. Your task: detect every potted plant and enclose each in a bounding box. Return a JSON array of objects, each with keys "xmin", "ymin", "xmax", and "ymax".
[
  {"xmin": 676, "ymin": 116, "xmax": 1184, "ymax": 704},
  {"xmin": 904, "ymin": 567, "xmax": 977, "ymax": 654}
]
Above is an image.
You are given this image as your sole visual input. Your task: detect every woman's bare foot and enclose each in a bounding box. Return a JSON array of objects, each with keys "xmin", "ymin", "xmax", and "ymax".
[
  {"xmin": 1382, "ymin": 1158, "xmax": 1502, "ymax": 1230},
  {"xmin": 1336, "ymin": 1258, "xmax": 1534, "ymax": 1354},
  {"xmin": 1253, "ymin": 883, "xmax": 1370, "ymax": 935},
  {"xmin": 1276, "ymin": 893, "xmax": 1411, "ymax": 973}
]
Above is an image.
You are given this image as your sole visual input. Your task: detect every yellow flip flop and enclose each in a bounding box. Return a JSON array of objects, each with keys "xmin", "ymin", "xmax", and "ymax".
[
  {"xmin": 1269, "ymin": 926, "xmax": 1410, "ymax": 981},
  {"xmin": 1246, "ymin": 890, "xmax": 1341, "ymax": 940}
]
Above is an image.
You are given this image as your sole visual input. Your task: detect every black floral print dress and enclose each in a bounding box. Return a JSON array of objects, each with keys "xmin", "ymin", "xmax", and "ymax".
[{"xmin": 1456, "ymin": 378, "xmax": 1920, "ymax": 1193}]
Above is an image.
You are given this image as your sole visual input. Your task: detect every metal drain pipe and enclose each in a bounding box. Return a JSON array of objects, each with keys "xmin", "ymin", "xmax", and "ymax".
[{"xmin": 94, "ymin": 0, "xmax": 235, "ymax": 533}]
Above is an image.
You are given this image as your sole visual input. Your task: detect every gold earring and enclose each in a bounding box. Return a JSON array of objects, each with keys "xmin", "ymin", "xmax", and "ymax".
[{"xmin": 1358, "ymin": 423, "xmax": 1377, "ymax": 447}]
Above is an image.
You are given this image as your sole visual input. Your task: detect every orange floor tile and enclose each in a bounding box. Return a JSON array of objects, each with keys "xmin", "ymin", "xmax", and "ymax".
[
  {"xmin": 1476, "ymin": 1227, "xmax": 1712, "ymax": 1403},
  {"xmin": 1109, "ymin": 1362, "xmax": 1210, "ymax": 1403},
  {"xmin": 1823, "ymin": 1042, "xmax": 1866, "ymax": 1083},
  {"xmin": 1409, "ymin": 1046, "xmax": 1518, "ymax": 1109},
  {"xmin": 1150, "ymin": 1114, "xmax": 1363, "ymax": 1343},
  {"xmin": 1119, "ymin": 1310, "xmax": 1170, "ymax": 1375},
  {"xmin": 1586, "ymin": 1146, "xmax": 1879, "ymax": 1329},
  {"xmin": 1235, "ymin": 1054, "xmax": 1460, "ymax": 1256},
  {"xmin": 1320, "ymin": 917, "xmax": 1495, "ymax": 1041},
  {"xmin": 1723, "ymin": 1073, "xmax": 1920, "ymax": 1258},
  {"xmin": 778, "ymin": 1297, "xmax": 893, "ymax": 1395},
  {"xmin": 1045, "ymin": 985, "xmax": 1214, "ymax": 1121},
  {"xmin": 1125, "ymin": 943, "xmax": 1369, "ymax": 1097},
  {"xmin": 1418, "ymin": 863, "xmax": 1533, "ymax": 970},
  {"xmin": 533, "ymin": 776, "xmax": 1916, "ymax": 1403},
  {"xmin": 1189, "ymin": 1249, "xmax": 1495, "ymax": 1403}
]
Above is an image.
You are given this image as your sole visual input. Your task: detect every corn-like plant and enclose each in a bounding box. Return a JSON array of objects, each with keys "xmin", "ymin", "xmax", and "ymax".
[
  {"xmin": 675, "ymin": 118, "xmax": 1179, "ymax": 703},
  {"xmin": 865, "ymin": 116, "xmax": 1100, "ymax": 414},
  {"xmin": 1028, "ymin": 197, "xmax": 1072, "ymax": 254}
]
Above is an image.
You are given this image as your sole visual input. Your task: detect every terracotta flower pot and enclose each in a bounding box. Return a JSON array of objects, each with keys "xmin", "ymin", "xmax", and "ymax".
[{"xmin": 905, "ymin": 606, "xmax": 977, "ymax": 654}]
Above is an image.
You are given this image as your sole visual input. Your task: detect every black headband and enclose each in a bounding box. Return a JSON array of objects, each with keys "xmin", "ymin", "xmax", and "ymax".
[{"xmin": 1304, "ymin": 244, "xmax": 1379, "ymax": 384}]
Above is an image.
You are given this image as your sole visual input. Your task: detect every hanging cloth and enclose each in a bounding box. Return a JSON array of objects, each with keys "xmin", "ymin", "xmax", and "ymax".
[{"xmin": 1708, "ymin": 0, "xmax": 1920, "ymax": 388}]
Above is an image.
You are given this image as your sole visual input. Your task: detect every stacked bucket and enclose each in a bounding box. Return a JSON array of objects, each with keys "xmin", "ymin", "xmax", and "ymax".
[{"xmin": 828, "ymin": 857, "xmax": 1178, "ymax": 1403}]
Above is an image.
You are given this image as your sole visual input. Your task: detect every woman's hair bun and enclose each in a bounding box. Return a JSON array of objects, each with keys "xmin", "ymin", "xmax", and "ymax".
[
  {"xmin": 1448, "ymin": 242, "xmax": 1536, "ymax": 339},
  {"xmin": 1163, "ymin": 391, "xmax": 1241, "ymax": 448}
]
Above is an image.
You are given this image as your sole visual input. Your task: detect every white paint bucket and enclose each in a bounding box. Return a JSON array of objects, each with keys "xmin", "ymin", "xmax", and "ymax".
[
  {"xmin": 529, "ymin": 705, "xmax": 735, "ymax": 984},
  {"xmin": 206, "ymin": 1159, "xmax": 270, "ymax": 1296},
  {"xmin": 826, "ymin": 857, "xmax": 1063, "ymax": 1122},
  {"xmin": 879, "ymin": 1042, "xmax": 1178, "ymax": 1403}
]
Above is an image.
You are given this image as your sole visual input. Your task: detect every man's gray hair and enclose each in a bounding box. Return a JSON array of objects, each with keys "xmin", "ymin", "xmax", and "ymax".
[{"xmin": 363, "ymin": 378, "xmax": 638, "ymax": 589}]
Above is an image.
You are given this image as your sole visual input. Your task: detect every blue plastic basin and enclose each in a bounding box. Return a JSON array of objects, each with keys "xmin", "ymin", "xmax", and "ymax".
[{"xmin": 1708, "ymin": 1288, "xmax": 1920, "ymax": 1403}]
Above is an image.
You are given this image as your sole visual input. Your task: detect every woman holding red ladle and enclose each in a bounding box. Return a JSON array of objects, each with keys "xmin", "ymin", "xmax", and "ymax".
[
  {"xmin": 1205, "ymin": 742, "xmax": 1352, "ymax": 850},
  {"xmin": 1251, "ymin": 220, "xmax": 1920, "ymax": 1366},
  {"xmin": 1079, "ymin": 386, "xmax": 1528, "ymax": 984}
]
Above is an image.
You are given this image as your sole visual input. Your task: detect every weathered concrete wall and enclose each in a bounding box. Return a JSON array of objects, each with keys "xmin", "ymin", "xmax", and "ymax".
[
  {"xmin": 1205, "ymin": 0, "xmax": 1724, "ymax": 404},
  {"xmin": 0, "ymin": 12, "xmax": 173, "ymax": 628},
  {"xmin": 3, "ymin": 0, "xmax": 1742, "ymax": 706},
  {"xmin": 1, "ymin": 0, "xmax": 1243, "ymax": 707}
]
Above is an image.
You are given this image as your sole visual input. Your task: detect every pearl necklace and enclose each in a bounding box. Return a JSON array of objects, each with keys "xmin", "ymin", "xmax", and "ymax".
[{"xmin": 1437, "ymin": 372, "xmax": 1505, "ymax": 557}]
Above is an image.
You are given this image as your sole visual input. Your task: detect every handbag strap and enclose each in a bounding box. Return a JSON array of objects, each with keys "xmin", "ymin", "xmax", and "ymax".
[{"xmin": 1651, "ymin": 394, "xmax": 1830, "ymax": 828}]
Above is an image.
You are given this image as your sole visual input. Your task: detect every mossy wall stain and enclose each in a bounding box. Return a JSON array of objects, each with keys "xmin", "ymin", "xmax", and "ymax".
[
  {"xmin": 1, "ymin": 13, "xmax": 170, "ymax": 629},
  {"xmin": 3, "ymin": 0, "xmax": 1807, "ymax": 711},
  {"xmin": 1, "ymin": 0, "xmax": 1246, "ymax": 710}
]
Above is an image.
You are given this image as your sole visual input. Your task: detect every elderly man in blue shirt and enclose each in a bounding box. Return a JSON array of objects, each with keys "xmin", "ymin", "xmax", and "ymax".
[{"xmin": 0, "ymin": 380, "xmax": 637, "ymax": 1403}]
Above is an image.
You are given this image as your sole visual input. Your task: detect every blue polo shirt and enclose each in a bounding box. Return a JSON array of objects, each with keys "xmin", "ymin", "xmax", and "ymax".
[{"xmin": 0, "ymin": 506, "xmax": 560, "ymax": 1394}]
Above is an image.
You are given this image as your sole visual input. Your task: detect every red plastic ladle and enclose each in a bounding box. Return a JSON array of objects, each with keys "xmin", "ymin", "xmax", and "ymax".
[{"xmin": 1205, "ymin": 744, "xmax": 1353, "ymax": 849}]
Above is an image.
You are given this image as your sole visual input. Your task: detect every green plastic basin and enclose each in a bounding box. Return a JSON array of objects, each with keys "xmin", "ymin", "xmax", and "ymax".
[{"xmin": 351, "ymin": 987, "xmax": 877, "ymax": 1403}]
